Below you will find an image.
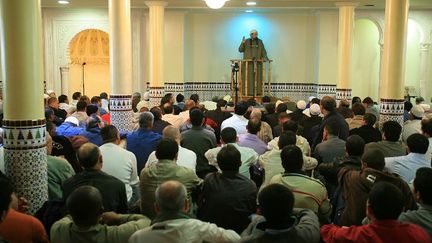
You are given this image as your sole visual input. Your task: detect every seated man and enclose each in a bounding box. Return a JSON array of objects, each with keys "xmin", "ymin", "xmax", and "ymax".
[
  {"xmin": 130, "ymin": 181, "xmax": 240, "ymax": 243},
  {"xmin": 385, "ymin": 133, "xmax": 430, "ymax": 182},
  {"xmin": 259, "ymin": 132, "xmax": 317, "ymax": 188},
  {"xmin": 56, "ymin": 116, "xmax": 84, "ymax": 137},
  {"xmin": 345, "ymin": 102, "xmax": 365, "ymax": 130},
  {"xmin": 70, "ymin": 101, "xmax": 88, "ymax": 127},
  {"xmin": 241, "ymin": 184, "xmax": 320, "ymax": 243},
  {"xmin": 399, "ymin": 167, "xmax": 432, "ymax": 236},
  {"xmin": 238, "ymin": 118, "xmax": 268, "ymax": 155},
  {"xmin": 402, "ymin": 105, "xmax": 425, "ymax": 142},
  {"xmin": 421, "ymin": 119, "xmax": 432, "ymax": 163},
  {"xmin": 127, "ymin": 112, "xmax": 162, "ymax": 173},
  {"xmin": 52, "ymin": 186, "xmax": 150, "ymax": 243},
  {"xmin": 250, "ymin": 108, "xmax": 273, "ymax": 144},
  {"xmin": 364, "ymin": 121, "xmax": 406, "ymax": 158},
  {"xmin": 205, "ymin": 127, "xmax": 258, "ymax": 179},
  {"xmin": 62, "ymin": 143, "xmax": 128, "ymax": 213},
  {"xmin": 140, "ymin": 138, "xmax": 202, "ymax": 219},
  {"xmin": 221, "ymin": 101, "xmax": 249, "ymax": 135},
  {"xmin": 146, "ymin": 125, "xmax": 197, "ymax": 172},
  {"xmin": 313, "ymin": 122, "xmax": 346, "ymax": 164},
  {"xmin": 99, "ymin": 125, "xmax": 139, "ymax": 204},
  {"xmin": 336, "ymin": 149, "xmax": 417, "ymax": 226},
  {"xmin": 199, "ymin": 145, "xmax": 257, "ymax": 234},
  {"xmin": 149, "ymin": 106, "xmax": 170, "ymax": 134},
  {"xmin": 270, "ymin": 145, "xmax": 331, "ymax": 221},
  {"xmin": 321, "ymin": 182, "xmax": 430, "ymax": 243},
  {"xmin": 162, "ymin": 103, "xmax": 185, "ymax": 129},
  {"xmin": 79, "ymin": 116, "xmax": 104, "ymax": 146},
  {"xmin": 181, "ymin": 109, "xmax": 217, "ymax": 178},
  {"xmin": 268, "ymin": 120, "xmax": 311, "ymax": 156},
  {"xmin": 349, "ymin": 113, "xmax": 382, "ymax": 144}
]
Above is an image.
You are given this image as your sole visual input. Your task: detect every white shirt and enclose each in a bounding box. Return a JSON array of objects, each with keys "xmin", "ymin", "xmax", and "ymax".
[
  {"xmin": 221, "ymin": 114, "xmax": 248, "ymax": 135},
  {"xmin": 268, "ymin": 135, "xmax": 311, "ymax": 156},
  {"xmin": 146, "ymin": 145, "xmax": 197, "ymax": 172},
  {"xmin": 129, "ymin": 218, "xmax": 240, "ymax": 243},
  {"xmin": 205, "ymin": 143, "xmax": 258, "ymax": 179},
  {"xmin": 99, "ymin": 143, "xmax": 139, "ymax": 201},
  {"xmin": 179, "ymin": 110, "xmax": 190, "ymax": 122},
  {"xmin": 402, "ymin": 120, "xmax": 422, "ymax": 142},
  {"xmin": 59, "ymin": 103, "xmax": 75, "ymax": 114},
  {"xmin": 162, "ymin": 114, "xmax": 186, "ymax": 128}
]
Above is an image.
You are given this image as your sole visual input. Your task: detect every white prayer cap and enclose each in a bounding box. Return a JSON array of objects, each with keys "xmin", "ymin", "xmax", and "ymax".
[
  {"xmin": 136, "ymin": 100, "xmax": 149, "ymax": 112},
  {"xmin": 47, "ymin": 90, "xmax": 55, "ymax": 95},
  {"xmin": 310, "ymin": 104, "xmax": 321, "ymax": 116},
  {"xmin": 411, "ymin": 105, "xmax": 425, "ymax": 118},
  {"xmin": 250, "ymin": 29, "xmax": 258, "ymax": 34},
  {"xmin": 223, "ymin": 95, "xmax": 232, "ymax": 103},
  {"xmin": 297, "ymin": 100, "xmax": 307, "ymax": 110},
  {"xmin": 44, "ymin": 94, "xmax": 50, "ymax": 99},
  {"xmin": 143, "ymin": 92, "xmax": 150, "ymax": 101},
  {"xmin": 65, "ymin": 116, "xmax": 79, "ymax": 126}
]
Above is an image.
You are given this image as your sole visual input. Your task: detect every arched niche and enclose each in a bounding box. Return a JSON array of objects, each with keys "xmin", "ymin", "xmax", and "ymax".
[
  {"xmin": 67, "ymin": 29, "xmax": 110, "ymax": 98},
  {"xmin": 352, "ymin": 18, "xmax": 381, "ymax": 101}
]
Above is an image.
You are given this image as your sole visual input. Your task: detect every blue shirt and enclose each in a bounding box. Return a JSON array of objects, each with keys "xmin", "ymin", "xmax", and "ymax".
[
  {"xmin": 56, "ymin": 122, "xmax": 84, "ymax": 137},
  {"xmin": 79, "ymin": 127, "xmax": 103, "ymax": 146},
  {"xmin": 126, "ymin": 128, "xmax": 162, "ymax": 173},
  {"xmin": 385, "ymin": 153, "xmax": 431, "ymax": 182}
]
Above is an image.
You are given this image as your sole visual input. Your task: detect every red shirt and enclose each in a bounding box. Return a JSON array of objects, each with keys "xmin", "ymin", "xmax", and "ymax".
[
  {"xmin": 0, "ymin": 209, "xmax": 49, "ymax": 243},
  {"xmin": 321, "ymin": 220, "xmax": 431, "ymax": 243}
]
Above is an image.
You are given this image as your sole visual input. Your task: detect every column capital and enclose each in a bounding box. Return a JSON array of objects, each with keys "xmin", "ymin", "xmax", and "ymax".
[
  {"xmin": 145, "ymin": 1, "xmax": 168, "ymax": 7},
  {"xmin": 420, "ymin": 42, "xmax": 431, "ymax": 51},
  {"xmin": 335, "ymin": 2, "xmax": 358, "ymax": 8}
]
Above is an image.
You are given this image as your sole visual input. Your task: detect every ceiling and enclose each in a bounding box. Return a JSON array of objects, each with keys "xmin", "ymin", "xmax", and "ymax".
[{"xmin": 41, "ymin": 0, "xmax": 432, "ymax": 10}]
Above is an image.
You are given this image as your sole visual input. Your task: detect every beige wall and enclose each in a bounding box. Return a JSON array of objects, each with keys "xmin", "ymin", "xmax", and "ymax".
[{"xmin": 69, "ymin": 64, "xmax": 110, "ymax": 98}]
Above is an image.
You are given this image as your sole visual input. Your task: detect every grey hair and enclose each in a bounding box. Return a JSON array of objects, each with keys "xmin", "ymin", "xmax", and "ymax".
[
  {"xmin": 132, "ymin": 92, "xmax": 141, "ymax": 99},
  {"xmin": 139, "ymin": 111, "xmax": 154, "ymax": 129},
  {"xmin": 155, "ymin": 181, "xmax": 187, "ymax": 212}
]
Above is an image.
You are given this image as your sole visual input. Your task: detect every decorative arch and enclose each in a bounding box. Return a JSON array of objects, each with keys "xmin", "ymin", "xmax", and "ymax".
[
  {"xmin": 68, "ymin": 29, "xmax": 109, "ymax": 65},
  {"xmin": 355, "ymin": 15, "xmax": 384, "ymax": 45}
]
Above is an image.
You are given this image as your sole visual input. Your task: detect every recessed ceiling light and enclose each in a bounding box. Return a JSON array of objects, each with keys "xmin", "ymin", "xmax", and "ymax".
[
  {"xmin": 245, "ymin": 10, "xmax": 254, "ymax": 13},
  {"xmin": 246, "ymin": 1, "xmax": 257, "ymax": 6},
  {"xmin": 58, "ymin": 0, "xmax": 70, "ymax": 4}
]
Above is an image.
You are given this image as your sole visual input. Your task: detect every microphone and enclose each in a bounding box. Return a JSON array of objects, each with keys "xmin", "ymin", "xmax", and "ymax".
[{"xmin": 82, "ymin": 62, "xmax": 86, "ymax": 66}]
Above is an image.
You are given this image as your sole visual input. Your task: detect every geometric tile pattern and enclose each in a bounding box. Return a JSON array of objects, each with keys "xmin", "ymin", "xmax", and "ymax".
[
  {"xmin": 379, "ymin": 98, "xmax": 405, "ymax": 129},
  {"xmin": 2, "ymin": 119, "xmax": 48, "ymax": 214},
  {"xmin": 149, "ymin": 87, "xmax": 165, "ymax": 108},
  {"xmin": 148, "ymin": 82, "xmax": 337, "ymax": 102},
  {"xmin": 110, "ymin": 94, "xmax": 133, "ymax": 132},
  {"xmin": 336, "ymin": 88, "xmax": 352, "ymax": 102}
]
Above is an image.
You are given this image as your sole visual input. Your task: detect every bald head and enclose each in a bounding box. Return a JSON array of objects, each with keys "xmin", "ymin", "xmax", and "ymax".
[
  {"xmin": 155, "ymin": 181, "xmax": 188, "ymax": 213},
  {"xmin": 184, "ymin": 100, "xmax": 196, "ymax": 111},
  {"xmin": 162, "ymin": 125, "xmax": 180, "ymax": 143},
  {"xmin": 77, "ymin": 143, "xmax": 101, "ymax": 169},
  {"xmin": 67, "ymin": 186, "xmax": 103, "ymax": 227},
  {"xmin": 250, "ymin": 108, "xmax": 262, "ymax": 120}
]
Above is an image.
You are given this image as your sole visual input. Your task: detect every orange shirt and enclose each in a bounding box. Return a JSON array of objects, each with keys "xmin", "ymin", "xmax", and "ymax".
[{"xmin": 0, "ymin": 209, "xmax": 49, "ymax": 243}]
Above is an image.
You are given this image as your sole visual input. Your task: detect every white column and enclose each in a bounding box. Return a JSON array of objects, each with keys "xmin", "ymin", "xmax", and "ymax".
[
  {"xmin": 109, "ymin": 0, "xmax": 134, "ymax": 132},
  {"xmin": 335, "ymin": 2, "xmax": 357, "ymax": 102},
  {"xmin": 379, "ymin": 0, "xmax": 409, "ymax": 127},
  {"xmin": 0, "ymin": 0, "xmax": 48, "ymax": 213},
  {"xmin": 419, "ymin": 43, "xmax": 431, "ymax": 99},
  {"xmin": 146, "ymin": 1, "xmax": 167, "ymax": 107},
  {"xmin": 60, "ymin": 66, "xmax": 70, "ymax": 96}
]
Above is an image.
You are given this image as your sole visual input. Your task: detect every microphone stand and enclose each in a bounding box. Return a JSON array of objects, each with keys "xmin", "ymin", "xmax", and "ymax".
[
  {"xmin": 82, "ymin": 62, "xmax": 86, "ymax": 95},
  {"xmin": 232, "ymin": 62, "xmax": 239, "ymax": 104}
]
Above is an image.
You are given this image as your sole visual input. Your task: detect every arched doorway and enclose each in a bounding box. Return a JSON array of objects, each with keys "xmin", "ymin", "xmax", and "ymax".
[
  {"xmin": 351, "ymin": 19, "xmax": 381, "ymax": 101},
  {"xmin": 68, "ymin": 29, "xmax": 110, "ymax": 98}
]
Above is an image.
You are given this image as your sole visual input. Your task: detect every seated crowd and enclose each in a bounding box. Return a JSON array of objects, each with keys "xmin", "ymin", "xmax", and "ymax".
[{"xmin": 0, "ymin": 91, "xmax": 431, "ymax": 243}]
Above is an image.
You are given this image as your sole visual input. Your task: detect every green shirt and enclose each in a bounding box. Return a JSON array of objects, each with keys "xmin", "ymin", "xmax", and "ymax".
[
  {"xmin": 47, "ymin": 155, "xmax": 75, "ymax": 200},
  {"xmin": 50, "ymin": 214, "xmax": 150, "ymax": 243}
]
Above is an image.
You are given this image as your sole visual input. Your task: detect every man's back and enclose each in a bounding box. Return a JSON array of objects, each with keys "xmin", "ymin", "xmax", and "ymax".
[
  {"xmin": 349, "ymin": 125, "xmax": 382, "ymax": 144},
  {"xmin": 314, "ymin": 136, "xmax": 346, "ymax": 164},
  {"xmin": 56, "ymin": 123, "xmax": 84, "ymax": 137},
  {"xmin": 206, "ymin": 109, "xmax": 232, "ymax": 127},
  {"xmin": 181, "ymin": 127, "xmax": 216, "ymax": 177},
  {"xmin": 221, "ymin": 114, "xmax": 248, "ymax": 135},
  {"xmin": 270, "ymin": 173, "xmax": 331, "ymax": 218},
  {"xmin": 0, "ymin": 209, "xmax": 49, "ymax": 243},
  {"xmin": 385, "ymin": 153, "xmax": 431, "ymax": 182},
  {"xmin": 402, "ymin": 120, "xmax": 422, "ymax": 142},
  {"xmin": 62, "ymin": 170, "xmax": 128, "ymax": 213},
  {"xmin": 199, "ymin": 172, "xmax": 257, "ymax": 233},
  {"xmin": 140, "ymin": 160, "xmax": 201, "ymax": 219},
  {"xmin": 364, "ymin": 140, "xmax": 406, "ymax": 158},
  {"xmin": 100, "ymin": 143, "xmax": 139, "ymax": 201},
  {"xmin": 313, "ymin": 112, "xmax": 349, "ymax": 148},
  {"xmin": 127, "ymin": 128, "xmax": 162, "ymax": 172},
  {"xmin": 51, "ymin": 214, "xmax": 150, "ymax": 243},
  {"xmin": 321, "ymin": 220, "xmax": 430, "ymax": 243},
  {"xmin": 47, "ymin": 155, "xmax": 75, "ymax": 200}
]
